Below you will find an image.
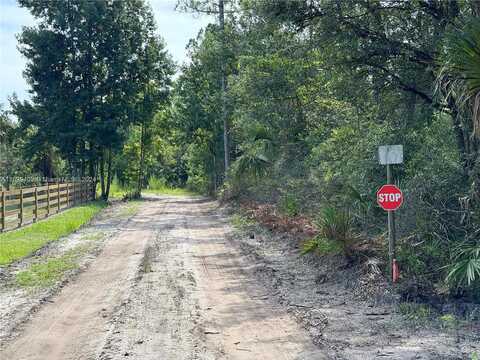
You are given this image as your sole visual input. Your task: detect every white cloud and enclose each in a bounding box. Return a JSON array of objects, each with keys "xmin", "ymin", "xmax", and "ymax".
[{"xmin": 0, "ymin": 0, "xmax": 213, "ymax": 108}]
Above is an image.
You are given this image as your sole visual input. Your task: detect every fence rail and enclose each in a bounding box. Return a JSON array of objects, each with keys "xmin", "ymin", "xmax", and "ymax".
[{"xmin": 0, "ymin": 180, "xmax": 95, "ymax": 232}]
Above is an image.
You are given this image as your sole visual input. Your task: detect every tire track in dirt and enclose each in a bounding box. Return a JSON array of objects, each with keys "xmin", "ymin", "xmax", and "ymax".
[
  {"xmin": 182, "ymin": 199, "xmax": 325, "ymax": 360},
  {"xmin": 0, "ymin": 203, "xmax": 157, "ymax": 360},
  {"xmin": 0, "ymin": 196, "xmax": 326, "ymax": 360}
]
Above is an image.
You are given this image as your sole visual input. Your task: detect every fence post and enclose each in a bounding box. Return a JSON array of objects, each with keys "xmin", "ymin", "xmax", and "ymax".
[
  {"xmin": 19, "ymin": 189, "xmax": 23, "ymax": 227},
  {"xmin": 57, "ymin": 182, "xmax": 60, "ymax": 212},
  {"xmin": 34, "ymin": 187, "xmax": 38, "ymax": 223},
  {"xmin": 67, "ymin": 182, "xmax": 70, "ymax": 208},
  {"xmin": 47, "ymin": 183, "xmax": 50, "ymax": 217},
  {"xmin": 80, "ymin": 181, "xmax": 83, "ymax": 203},
  {"xmin": 1, "ymin": 191, "xmax": 5, "ymax": 232}
]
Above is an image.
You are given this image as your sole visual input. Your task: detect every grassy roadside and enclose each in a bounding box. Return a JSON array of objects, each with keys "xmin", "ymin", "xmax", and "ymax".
[
  {"xmin": 142, "ymin": 186, "xmax": 196, "ymax": 196},
  {"xmin": 16, "ymin": 251, "xmax": 79, "ymax": 288},
  {"xmin": 13, "ymin": 199, "xmax": 143, "ymax": 289},
  {"xmin": 0, "ymin": 201, "xmax": 106, "ymax": 266},
  {"xmin": 103, "ymin": 180, "xmax": 197, "ymax": 199},
  {"xmin": 14, "ymin": 242, "xmax": 97, "ymax": 288}
]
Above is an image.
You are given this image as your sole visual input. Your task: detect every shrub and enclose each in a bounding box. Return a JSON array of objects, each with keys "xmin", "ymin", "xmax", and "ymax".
[
  {"xmin": 278, "ymin": 193, "xmax": 300, "ymax": 217},
  {"xmin": 447, "ymin": 241, "xmax": 480, "ymax": 290},
  {"xmin": 312, "ymin": 206, "xmax": 355, "ymax": 259}
]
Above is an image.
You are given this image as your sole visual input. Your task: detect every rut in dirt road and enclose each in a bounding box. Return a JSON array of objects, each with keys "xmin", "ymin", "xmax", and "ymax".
[{"xmin": 0, "ymin": 196, "xmax": 325, "ymax": 360}]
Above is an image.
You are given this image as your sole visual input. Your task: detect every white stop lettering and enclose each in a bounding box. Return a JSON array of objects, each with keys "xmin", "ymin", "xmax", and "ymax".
[{"xmin": 379, "ymin": 193, "xmax": 401, "ymax": 202}]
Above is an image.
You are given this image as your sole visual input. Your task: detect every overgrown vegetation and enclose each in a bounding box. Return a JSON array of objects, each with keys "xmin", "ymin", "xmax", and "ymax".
[
  {"xmin": 302, "ymin": 207, "xmax": 355, "ymax": 259},
  {"xmin": 169, "ymin": 0, "xmax": 480, "ymax": 302}
]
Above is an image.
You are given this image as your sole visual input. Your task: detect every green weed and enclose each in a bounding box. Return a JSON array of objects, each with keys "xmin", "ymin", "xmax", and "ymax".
[
  {"xmin": 16, "ymin": 255, "xmax": 77, "ymax": 288},
  {"xmin": 278, "ymin": 194, "xmax": 299, "ymax": 217},
  {"xmin": 82, "ymin": 232, "xmax": 105, "ymax": 241},
  {"xmin": 118, "ymin": 200, "xmax": 143, "ymax": 217},
  {"xmin": 301, "ymin": 236, "xmax": 342, "ymax": 256},
  {"xmin": 231, "ymin": 213, "xmax": 256, "ymax": 230},
  {"xmin": 398, "ymin": 302, "xmax": 432, "ymax": 325},
  {"xmin": 142, "ymin": 187, "xmax": 196, "ymax": 196},
  {"xmin": 143, "ymin": 178, "xmax": 196, "ymax": 196},
  {"xmin": 439, "ymin": 314, "xmax": 457, "ymax": 329},
  {"xmin": 16, "ymin": 243, "xmax": 96, "ymax": 288}
]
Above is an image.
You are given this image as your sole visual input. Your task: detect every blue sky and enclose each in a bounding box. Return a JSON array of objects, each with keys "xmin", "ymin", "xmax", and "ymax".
[{"xmin": 0, "ymin": 0, "xmax": 213, "ymax": 107}]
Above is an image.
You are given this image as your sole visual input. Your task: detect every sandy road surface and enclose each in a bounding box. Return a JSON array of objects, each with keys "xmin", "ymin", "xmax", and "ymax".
[{"xmin": 0, "ymin": 196, "xmax": 324, "ymax": 360}]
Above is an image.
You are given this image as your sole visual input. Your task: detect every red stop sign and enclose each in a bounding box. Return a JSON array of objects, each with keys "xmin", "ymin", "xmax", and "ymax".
[{"xmin": 377, "ymin": 185, "xmax": 403, "ymax": 211}]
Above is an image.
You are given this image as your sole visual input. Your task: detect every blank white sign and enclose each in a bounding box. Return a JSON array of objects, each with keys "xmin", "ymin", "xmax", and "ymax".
[{"xmin": 378, "ymin": 145, "xmax": 403, "ymax": 165}]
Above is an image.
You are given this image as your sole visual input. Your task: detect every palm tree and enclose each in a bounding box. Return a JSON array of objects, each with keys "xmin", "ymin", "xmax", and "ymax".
[
  {"xmin": 437, "ymin": 18, "xmax": 480, "ymax": 179},
  {"xmin": 438, "ymin": 18, "xmax": 480, "ymax": 136},
  {"xmin": 437, "ymin": 18, "xmax": 480, "ymax": 291}
]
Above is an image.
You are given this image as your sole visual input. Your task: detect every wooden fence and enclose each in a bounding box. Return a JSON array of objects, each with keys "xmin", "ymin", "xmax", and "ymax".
[{"xmin": 0, "ymin": 180, "xmax": 95, "ymax": 232}]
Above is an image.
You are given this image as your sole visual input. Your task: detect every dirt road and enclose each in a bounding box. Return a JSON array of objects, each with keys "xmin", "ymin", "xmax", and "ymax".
[{"xmin": 0, "ymin": 196, "xmax": 324, "ymax": 360}]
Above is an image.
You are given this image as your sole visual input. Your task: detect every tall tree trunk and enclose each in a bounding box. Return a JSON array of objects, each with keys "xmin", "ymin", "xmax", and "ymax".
[
  {"xmin": 88, "ymin": 150, "xmax": 96, "ymax": 181},
  {"xmin": 137, "ymin": 120, "xmax": 146, "ymax": 198},
  {"xmin": 88, "ymin": 147, "xmax": 97, "ymax": 200},
  {"xmin": 213, "ymin": 154, "xmax": 217, "ymax": 194},
  {"xmin": 100, "ymin": 151, "xmax": 106, "ymax": 200},
  {"xmin": 105, "ymin": 148, "xmax": 113, "ymax": 200},
  {"xmin": 219, "ymin": 0, "xmax": 229, "ymax": 176}
]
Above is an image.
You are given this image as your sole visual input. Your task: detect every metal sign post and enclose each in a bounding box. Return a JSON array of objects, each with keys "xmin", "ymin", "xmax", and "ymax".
[
  {"xmin": 378, "ymin": 145, "xmax": 404, "ymax": 283},
  {"xmin": 387, "ymin": 164, "xmax": 396, "ymax": 281}
]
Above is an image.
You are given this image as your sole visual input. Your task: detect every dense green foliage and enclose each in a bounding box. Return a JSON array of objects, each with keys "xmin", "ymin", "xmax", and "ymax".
[
  {"xmin": 7, "ymin": 0, "xmax": 174, "ymax": 199},
  {"xmin": 168, "ymin": 0, "xmax": 480, "ymax": 299}
]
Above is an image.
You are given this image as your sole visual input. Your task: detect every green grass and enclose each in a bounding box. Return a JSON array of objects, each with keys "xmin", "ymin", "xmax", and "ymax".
[
  {"xmin": 398, "ymin": 302, "xmax": 432, "ymax": 326},
  {"xmin": 15, "ymin": 243, "xmax": 95, "ymax": 288},
  {"xmin": 142, "ymin": 186, "xmax": 196, "ymax": 196},
  {"xmin": 98, "ymin": 178, "xmax": 196, "ymax": 199},
  {"xmin": 231, "ymin": 213, "xmax": 256, "ymax": 231},
  {"xmin": 143, "ymin": 177, "xmax": 197, "ymax": 196},
  {"xmin": 81, "ymin": 231, "xmax": 105, "ymax": 241},
  {"xmin": 301, "ymin": 236, "xmax": 343, "ymax": 256},
  {"xmin": 107, "ymin": 181, "xmax": 127, "ymax": 199},
  {"xmin": 0, "ymin": 201, "xmax": 106, "ymax": 266},
  {"xmin": 96, "ymin": 180, "xmax": 127, "ymax": 199},
  {"xmin": 16, "ymin": 254, "xmax": 78, "ymax": 287},
  {"xmin": 118, "ymin": 200, "xmax": 143, "ymax": 217}
]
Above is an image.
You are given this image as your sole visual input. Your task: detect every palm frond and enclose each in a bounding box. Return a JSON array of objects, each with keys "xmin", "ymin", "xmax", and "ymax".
[
  {"xmin": 446, "ymin": 242, "xmax": 480, "ymax": 287},
  {"xmin": 437, "ymin": 17, "xmax": 480, "ymax": 138}
]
